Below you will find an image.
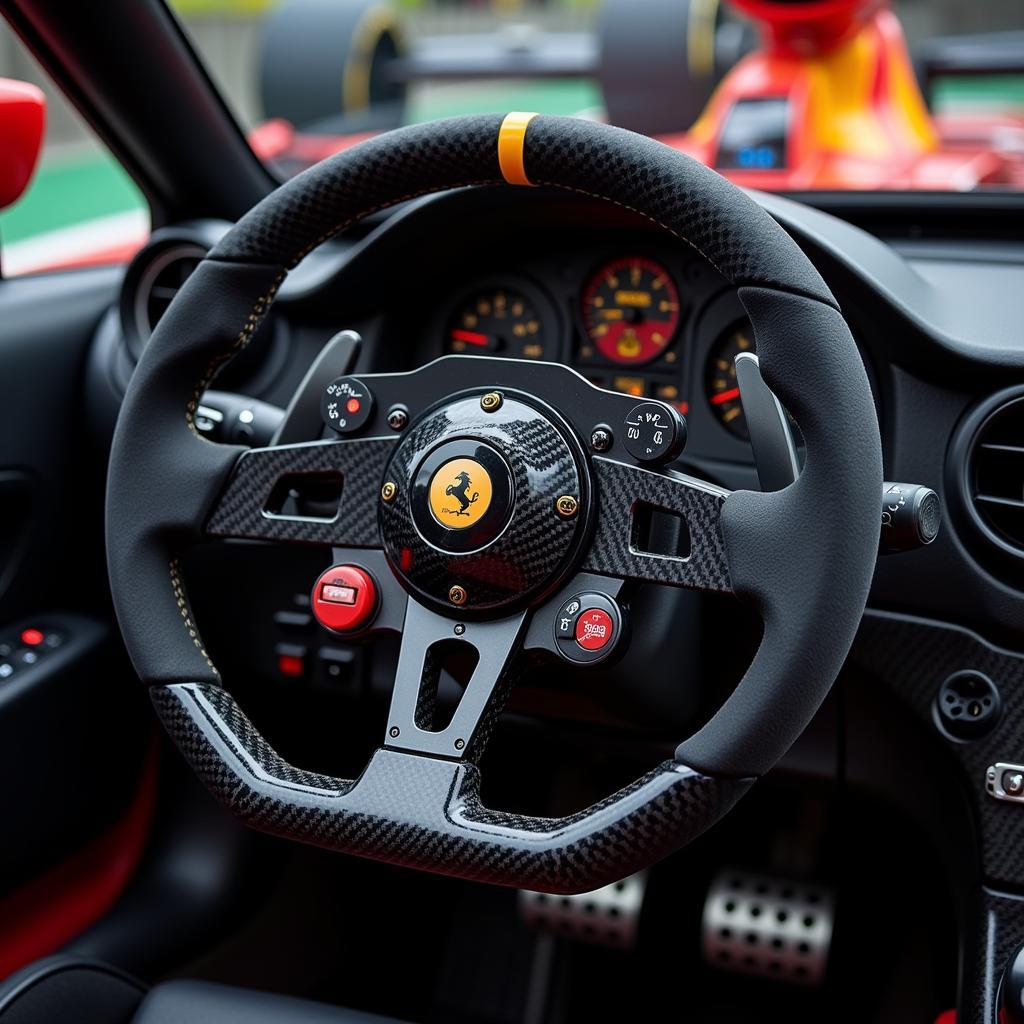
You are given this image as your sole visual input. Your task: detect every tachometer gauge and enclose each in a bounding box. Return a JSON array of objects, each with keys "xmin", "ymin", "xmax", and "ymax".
[
  {"xmin": 581, "ymin": 257, "xmax": 681, "ymax": 365},
  {"xmin": 706, "ymin": 321, "xmax": 754, "ymax": 439},
  {"xmin": 445, "ymin": 284, "xmax": 551, "ymax": 361}
]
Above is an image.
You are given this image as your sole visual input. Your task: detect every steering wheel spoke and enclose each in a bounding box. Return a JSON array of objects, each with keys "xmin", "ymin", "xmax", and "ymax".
[
  {"xmin": 385, "ymin": 600, "xmax": 528, "ymax": 761},
  {"xmin": 205, "ymin": 436, "xmax": 396, "ymax": 547},
  {"xmin": 582, "ymin": 456, "xmax": 733, "ymax": 593}
]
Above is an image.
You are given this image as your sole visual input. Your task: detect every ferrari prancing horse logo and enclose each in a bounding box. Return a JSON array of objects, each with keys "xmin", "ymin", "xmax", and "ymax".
[{"xmin": 429, "ymin": 458, "xmax": 493, "ymax": 529}]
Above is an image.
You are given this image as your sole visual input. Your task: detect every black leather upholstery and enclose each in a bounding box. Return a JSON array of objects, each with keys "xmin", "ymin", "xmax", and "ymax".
[
  {"xmin": 0, "ymin": 957, "xmax": 144, "ymax": 1024},
  {"xmin": 0, "ymin": 956, "xmax": 408, "ymax": 1024},
  {"xmin": 133, "ymin": 980, "xmax": 405, "ymax": 1024}
]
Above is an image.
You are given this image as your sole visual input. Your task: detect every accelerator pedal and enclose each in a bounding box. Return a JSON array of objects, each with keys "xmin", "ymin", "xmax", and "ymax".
[
  {"xmin": 702, "ymin": 869, "xmax": 834, "ymax": 985},
  {"xmin": 518, "ymin": 872, "xmax": 646, "ymax": 949}
]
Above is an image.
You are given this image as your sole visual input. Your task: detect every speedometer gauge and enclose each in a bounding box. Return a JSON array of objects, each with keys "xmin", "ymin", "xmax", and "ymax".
[
  {"xmin": 706, "ymin": 321, "xmax": 754, "ymax": 439},
  {"xmin": 581, "ymin": 257, "xmax": 681, "ymax": 365},
  {"xmin": 444, "ymin": 284, "xmax": 552, "ymax": 361}
]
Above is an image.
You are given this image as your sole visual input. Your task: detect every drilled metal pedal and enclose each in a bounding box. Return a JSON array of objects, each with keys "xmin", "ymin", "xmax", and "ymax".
[
  {"xmin": 518, "ymin": 872, "xmax": 646, "ymax": 949},
  {"xmin": 702, "ymin": 870, "xmax": 834, "ymax": 985}
]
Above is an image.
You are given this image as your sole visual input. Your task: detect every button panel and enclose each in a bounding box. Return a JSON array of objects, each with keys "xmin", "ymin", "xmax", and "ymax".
[
  {"xmin": 0, "ymin": 627, "xmax": 64, "ymax": 681},
  {"xmin": 553, "ymin": 592, "xmax": 624, "ymax": 665}
]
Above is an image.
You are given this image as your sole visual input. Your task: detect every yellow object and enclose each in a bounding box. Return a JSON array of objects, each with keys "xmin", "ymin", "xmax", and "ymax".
[
  {"xmin": 343, "ymin": 5, "xmax": 402, "ymax": 114},
  {"xmin": 429, "ymin": 458, "xmax": 493, "ymax": 530},
  {"xmin": 498, "ymin": 111, "xmax": 539, "ymax": 186}
]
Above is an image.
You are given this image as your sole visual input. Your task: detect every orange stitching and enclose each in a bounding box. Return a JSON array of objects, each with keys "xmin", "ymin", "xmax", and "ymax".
[{"xmin": 170, "ymin": 556, "xmax": 219, "ymax": 675}]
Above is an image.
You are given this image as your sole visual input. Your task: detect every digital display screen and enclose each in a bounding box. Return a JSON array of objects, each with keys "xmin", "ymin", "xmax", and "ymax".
[{"xmin": 716, "ymin": 98, "xmax": 790, "ymax": 171}]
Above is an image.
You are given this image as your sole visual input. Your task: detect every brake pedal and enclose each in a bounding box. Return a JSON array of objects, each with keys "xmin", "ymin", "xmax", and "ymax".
[
  {"xmin": 702, "ymin": 870, "xmax": 834, "ymax": 985},
  {"xmin": 518, "ymin": 872, "xmax": 646, "ymax": 949}
]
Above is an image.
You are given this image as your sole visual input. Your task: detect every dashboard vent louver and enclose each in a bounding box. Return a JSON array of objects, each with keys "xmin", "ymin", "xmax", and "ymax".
[
  {"xmin": 968, "ymin": 394, "xmax": 1024, "ymax": 556},
  {"xmin": 138, "ymin": 244, "xmax": 206, "ymax": 340}
]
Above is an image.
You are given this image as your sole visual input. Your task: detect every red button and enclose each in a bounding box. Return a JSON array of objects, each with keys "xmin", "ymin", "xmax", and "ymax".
[
  {"xmin": 20, "ymin": 628, "xmax": 44, "ymax": 647},
  {"xmin": 311, "ymin": 564, "xmax": 377, "ymax": 634},
  {"xmin": 277, "ymin": 654, "xmax": 304, "ymax": 677},
  {"xmin": 575, "ymin": 609, "xmax": 614, "ymax": 651}
]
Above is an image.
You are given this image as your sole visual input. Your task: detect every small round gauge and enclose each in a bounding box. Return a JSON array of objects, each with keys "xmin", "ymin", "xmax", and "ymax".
[
  {"xmin": 581, "ymin": 257, "xmax": 681, "ymax": 365},
  {"xmin": 706, "ymin": 321, "xmax": 755, "ymax": 439},
  {"xmin": 444, "ymin": 284, "xmax": 551, "ymax": 361}
]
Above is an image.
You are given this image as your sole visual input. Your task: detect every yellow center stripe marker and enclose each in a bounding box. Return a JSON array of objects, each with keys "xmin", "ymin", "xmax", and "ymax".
[{"xmin": 498, "ymin": 111, "xmax": 539, "ymax": 187}]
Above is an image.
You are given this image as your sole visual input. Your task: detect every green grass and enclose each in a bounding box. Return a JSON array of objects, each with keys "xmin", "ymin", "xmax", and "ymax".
[
  {"xmin": 406, "ymin": 78, "xmax": 600, "ymax": 122},
  {"xmin": 933, "ymin": 74, "xmax": 1024, "ymax": 113},
  {"xmin": 0, "ymin": 145, "xmax": 145, "ymax": 245}
]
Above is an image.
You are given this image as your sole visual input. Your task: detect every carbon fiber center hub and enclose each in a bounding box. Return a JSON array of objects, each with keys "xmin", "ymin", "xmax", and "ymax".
[{"xmin": 379, "ymin": 392, "xmax": 590, "ymax": 615}]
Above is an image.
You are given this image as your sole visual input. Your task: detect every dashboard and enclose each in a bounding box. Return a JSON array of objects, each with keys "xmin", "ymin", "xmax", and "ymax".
[
  {"xmin": 67, "ymin": 167, "xmax": 1024, "ymax": 1014},
  {"xmin": 82, "ymin": 180, "xmax": 1024, "ymax": 891},
  {"xmin": 433, "ymin": 249, "xmax": 755, "ymax": 441}
]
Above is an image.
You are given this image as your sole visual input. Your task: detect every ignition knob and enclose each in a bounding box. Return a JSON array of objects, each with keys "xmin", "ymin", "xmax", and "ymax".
[
  {"xmin": 321, "ymin": 375, "xmax": 374, "ymax": 435},
  {"xmin": 622, "ymin": 402, "xmax": 686, "ymax": 465}
]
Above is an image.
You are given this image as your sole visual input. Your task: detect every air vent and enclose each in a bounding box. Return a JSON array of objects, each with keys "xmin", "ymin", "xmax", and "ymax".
[
  {"xmin": 128, "ymin": 243, "xmax": 207, "ymax": 358},
  {"xmin": 966, "ymin": 393, "xmax": 1024, "ymax": 557}
]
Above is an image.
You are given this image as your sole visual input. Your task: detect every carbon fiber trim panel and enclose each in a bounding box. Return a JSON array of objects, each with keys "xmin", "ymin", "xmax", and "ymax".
[
  {"xmin": 852, "ymin": 611, "xmax": 1024, "ymax": 889},
  {"xmin": 153, "ymin": 681, "xmax": 752, "ymax": 895},
  {"xmin": 582, "ymin": 457, "xmax": 731, "ymax": 592},
  {"xmin": 205, "ymin": 436, "xmax": 396, "ymax": 546},
  {"xmin": 379, "ymin": 394, "xmax": 588, "ymax": 612}
]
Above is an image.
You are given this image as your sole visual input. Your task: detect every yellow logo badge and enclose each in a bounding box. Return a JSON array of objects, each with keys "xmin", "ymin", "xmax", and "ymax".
[{"xmin": 429, "ymin": 458, "xmax": 492, "ymax": 529}]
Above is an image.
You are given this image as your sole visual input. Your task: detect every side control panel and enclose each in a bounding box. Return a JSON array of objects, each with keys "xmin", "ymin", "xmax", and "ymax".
[
  {"xmin": 0, "ymin": 625, "xmax": 65, "ymax": 681},
  {"xmin": 553, "ymin": 591, "xmax": 626, "ymax": 666}
]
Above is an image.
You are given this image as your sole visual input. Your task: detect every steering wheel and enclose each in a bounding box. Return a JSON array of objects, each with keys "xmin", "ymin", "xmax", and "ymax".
[{"xmin": 106, "ymin": 114, "xmax": 881, "ymax": 894}]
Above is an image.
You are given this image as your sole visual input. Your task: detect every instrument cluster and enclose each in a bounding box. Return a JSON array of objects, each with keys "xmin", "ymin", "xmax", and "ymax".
[{"xmin": 440, "ymin": 252, "xmax": 759, "ymax": 442}]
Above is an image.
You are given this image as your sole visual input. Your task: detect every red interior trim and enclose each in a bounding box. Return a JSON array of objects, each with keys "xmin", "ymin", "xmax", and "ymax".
[{"xmin": 0, "ymin": 738, "xmax": 159, "ymax": 979}]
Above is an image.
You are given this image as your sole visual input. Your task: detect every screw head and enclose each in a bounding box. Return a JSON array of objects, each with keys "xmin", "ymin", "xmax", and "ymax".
[
  {"xmin": 590, "ymin": 427, "xmax": 612, "ymax": 452},
  {"xmin": 389, "ymin": 726, "xmax": 400, "ymax": 738},
  {"xmin": 454, "ymin": 623, "xmax": 466, "ymax": 636},
  {"xmin": 387, "ymin": 405, "xmax": 408, "ymax": 431},
  {"xmin": 454, "ymin": 738, "xmax": 466, "ymax": 751},
  {"xmin": 449, "ymin": 584, "xmax": 468, "ymax": 606},
  {"xmin": 555, "ymin": 495, "xmax": 579, "ymax": 518},
  {"xmin": 480, "ymin": 391, "xmax": 503, "ymax": 413},
  {"xmin": 381, "ymin": 481, "xmax": 397, "ymax": 503}
]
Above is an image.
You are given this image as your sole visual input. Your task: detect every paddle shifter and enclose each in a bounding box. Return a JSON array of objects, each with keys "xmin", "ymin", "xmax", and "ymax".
[{"xmin": 734, "ymin": 352, "xmax": 940, "ymax": 554}]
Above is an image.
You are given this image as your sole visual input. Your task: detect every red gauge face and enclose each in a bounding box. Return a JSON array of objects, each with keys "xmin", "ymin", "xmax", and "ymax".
[{"xmin": 581, "ymin": 257, "xmax": 681, "ymax": 365}]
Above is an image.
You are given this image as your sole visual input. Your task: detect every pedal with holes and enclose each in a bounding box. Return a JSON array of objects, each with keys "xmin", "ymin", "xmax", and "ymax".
[
  {"xmin": 518, "ymin": 872, "xmax": 646, "ymax": 949},
  {"xmin": 702, "ymin": 870, "xmax": 834, "ymax": 985}
]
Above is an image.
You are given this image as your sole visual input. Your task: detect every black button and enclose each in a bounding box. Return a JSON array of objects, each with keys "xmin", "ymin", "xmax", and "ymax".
[
  {"xmin": 318, "ymin": 646, "xmax": 357, "ymax": 685},
  {"xmin": 274, "ymin": 610, "xmax": 314, "ymax": 633},
  {"xmin": 555, "ymin": 596, "xmax": 583, "ymax": 638},
  {"xmin": 622, "ymin": 402, "xmax": 686, "ymax": 464}
]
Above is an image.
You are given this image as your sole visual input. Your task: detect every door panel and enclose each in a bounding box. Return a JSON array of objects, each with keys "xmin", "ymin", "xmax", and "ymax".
[{"xmin": 0, "ymin": 266, "xmax": 150, "ymax": 898}]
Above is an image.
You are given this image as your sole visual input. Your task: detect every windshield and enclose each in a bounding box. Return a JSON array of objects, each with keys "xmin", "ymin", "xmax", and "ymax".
[{"xmin": 174, "ymin": 0, "xmax": 1024, "ymax": 194}]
